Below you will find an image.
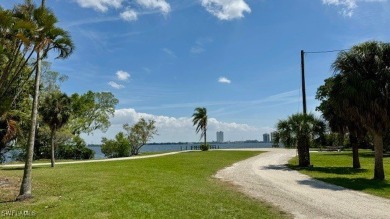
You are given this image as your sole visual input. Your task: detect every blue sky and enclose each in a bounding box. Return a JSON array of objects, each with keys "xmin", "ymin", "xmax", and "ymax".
[{"xmin": 2, "ymin": 0, "xmax": 390, "ymax": 143}]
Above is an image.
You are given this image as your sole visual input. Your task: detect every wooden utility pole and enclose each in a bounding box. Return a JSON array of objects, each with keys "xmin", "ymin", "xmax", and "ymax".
[{"xmin": 301, "ymin": 50, "xmax": 307, "ymax": 115}]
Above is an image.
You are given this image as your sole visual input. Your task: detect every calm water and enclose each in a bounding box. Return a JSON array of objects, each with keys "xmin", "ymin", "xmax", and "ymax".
[
  {"xmin": 2, "ymin": 142, "xmax": 275, "ymax": 162},
  {"xmin": 89, "ymin": 142, "xmax": 274, "ymax": 159}
]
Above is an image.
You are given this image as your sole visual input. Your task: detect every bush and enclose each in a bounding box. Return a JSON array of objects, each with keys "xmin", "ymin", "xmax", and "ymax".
[
  {"xmin": 101, "ymin": 132, "xmax": 130, "ymax": 158},
  {"xmin": 200, "ymin": 144, "xmax": 209, "ymax": 151},
  {"xmin": 57, "ymin": 136, "xmax": 95, "ymax": 160}
]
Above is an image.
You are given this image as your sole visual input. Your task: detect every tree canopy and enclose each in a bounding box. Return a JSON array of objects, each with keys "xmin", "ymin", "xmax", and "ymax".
[
  {"xmin": 69, "ymin": 91, "xmax": 118, "ymax": 135},
  {"xmin": 124, "ymin": 118, "xmax": 157, "ymax": 156},
  {"xmin": 39, "ymin": 91, "xmax": 71, "ymax": 167},
  {"xmin": 319, "ymin": 41, "xmax": 390, "ymax": 179}
]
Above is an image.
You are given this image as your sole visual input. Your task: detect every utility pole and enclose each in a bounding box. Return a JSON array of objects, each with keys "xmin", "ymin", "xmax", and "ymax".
[{"xmin": 301, "ymin": 50, "xmax": 307, "ymax": 115}]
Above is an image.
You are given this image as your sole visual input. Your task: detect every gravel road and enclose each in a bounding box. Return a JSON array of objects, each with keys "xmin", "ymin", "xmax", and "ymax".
[{"xmin": 215, "ymin": 148, "xmax": 390, "ymax": 219}]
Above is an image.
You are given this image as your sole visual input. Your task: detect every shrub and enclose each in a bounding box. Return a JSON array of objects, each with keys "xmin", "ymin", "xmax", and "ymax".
[
  {"xmin": 200, "ymin": 144, "xmax": 209, "ymax": 151},
  {"xmin": 57, "ymin": 136, "xmax": 95, "ymax": 160},
  {"xmin": 101, "ymin": 132, "xmax": 130, "ymax": 158}
]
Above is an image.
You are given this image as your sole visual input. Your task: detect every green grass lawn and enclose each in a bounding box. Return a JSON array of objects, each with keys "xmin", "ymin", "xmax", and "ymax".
[
  {"xmin": 3, "ymin": 151, "xmax": 175, "ymax": 165},
  {"xmin": 288, "ymin": 150, "xmax": 390, "ymax": 198},
  {"xmin": 0, "ymin": 151, "xmax": 289, "ymax": 218}
]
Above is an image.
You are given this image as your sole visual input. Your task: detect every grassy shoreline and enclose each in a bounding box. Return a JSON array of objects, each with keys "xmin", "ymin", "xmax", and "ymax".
[
  {"xmin": 1, "ymin": 151, "xmax": 178, "ymax": 165},
  {"xmin": 0, "ymin": 151, "xmax": 289, "ymax": 218},
  {"xmin": 288, "ymin": 150, "xmax": 390, "ymax": 198}
]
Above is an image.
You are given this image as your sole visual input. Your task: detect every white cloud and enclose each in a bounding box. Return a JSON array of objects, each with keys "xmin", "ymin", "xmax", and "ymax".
[
  {"xmin": 136, "ymin": 0, "xmax": 171, "ymax": 15},
  {"xmin": 75, "ymin": 0, "xmax": 171, "ymax": 20},
  {"xmin": 190, "ymin": 46, "xmax": 205, "ymax": 54},
  {"xmin": 162, "ymin": 48, "xmax": 176, "ymax": 58},
  {"xmin": 75, "ymin": 0, "xmax": 123, "ymax": 12},
  {"xmin": 201, "ymin": 0, "xmax": 251, "ymax": 20},
  {"xmin": 322, "ymin": 0, "xmax": 386, "ymax": 17},
  {"xmin": 208, "ymin": 118, "xmax": 257, "ymax": 132},
  {"xmin": 190, "ymin": 37, "xmax": 213, "ymax": 54},
  {"xmin": 120, "ymin": 9, "xmax": 138, "ymax": 21},
  {"xmin": 108, "ymin": 81, "xmax": 125, "ymax": 89},
  {"xmin": 218, "ymin": 77, "xmax": 231, "ymax": 84},
  {"xmin": 116, "ymin": 70, "xmax": 131, "ymax": 81},
  {"xmin": 103, "ymin": 108, "xmax": 261, "ymax": 142}
]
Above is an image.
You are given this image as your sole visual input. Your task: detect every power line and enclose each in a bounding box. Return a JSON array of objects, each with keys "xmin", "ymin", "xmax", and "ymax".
[
  {"xmin": 300, "ymin": 48, "xmax": 350, "ymax": 115},
  {"xmin": 304, "ymin": 49, "xmax": 349, "ymax": 54}
]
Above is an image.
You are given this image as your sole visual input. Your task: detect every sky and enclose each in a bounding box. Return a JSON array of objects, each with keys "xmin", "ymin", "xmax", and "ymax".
[{"xmin": 2, "ymin": 0, "xmax": 390, "ymax": 143}]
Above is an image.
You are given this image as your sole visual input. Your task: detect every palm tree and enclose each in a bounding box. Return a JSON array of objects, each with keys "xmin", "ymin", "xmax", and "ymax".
[
  {"xmin": 316, "ymin": 77, "xmax": 363, "ymax": 169},
  {"xmin": 330, "ymin": 41, "xmax": 390, "ymax": 180},
  {"xmin": 192, "ymin": 107, "xmax": 208, "ymax": 148},
  {"xmin": 39, "ymin": 91, "xmax": 71, "ymax": 167},
  {"xmin": 277, "ymin": 113, "xmax": 325, "ymax": 167},
  {"xmin": 276, "ymin": 120, "xmax": 295, "ymax": 148},
  {"xmin": 0, "ymin": 3, "xmax": 36, "ymax": 114},
  {"xmin": 17, "ymin": 0, "xmax": 74, "ymax": 200}
]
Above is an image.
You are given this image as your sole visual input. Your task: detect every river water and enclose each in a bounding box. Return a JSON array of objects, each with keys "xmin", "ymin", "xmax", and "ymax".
[
  {"xmin": 89, "ymin": 142, "xmax": 275, "ymax": 159},
  {"xmin": 2, "ymin": 142, "xmax": 276, "ymax": 162}
]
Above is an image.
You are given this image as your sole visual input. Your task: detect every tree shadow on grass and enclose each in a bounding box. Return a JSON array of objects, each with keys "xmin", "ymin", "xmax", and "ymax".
[
  {"xmin": 296, "ymin": 179, "xmax": 346, "ymax": 191},
  {"xmin": 287, "ymin": 164, "xmax": 389, "ymax": 194},
  {"xmin": 307, "ymin": 166, "xmax": 368, "ymax": 175},
  {"xmin": 317, "ymin": 152, "xmax": 390, "ymax": 158},
  {"xmin": 287, "ymin": 164, "xmax": 368, "ymax": 175},
  {"xmin": 314, "ymin": 177, "xmax": 390, "ymax": 193},
  {"xmin": 296, "ymin": 177, "xmax": 390, "ymax": 193}
]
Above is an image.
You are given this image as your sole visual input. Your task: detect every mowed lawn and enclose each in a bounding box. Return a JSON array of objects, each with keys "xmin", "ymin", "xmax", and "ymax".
[
  {"xmin": 289, "ymin": 150, "xmax": 390, "ymax": 198},
  {"xmin": 0, "ymin": 151, "xmax": 289, "ymax": 218}
]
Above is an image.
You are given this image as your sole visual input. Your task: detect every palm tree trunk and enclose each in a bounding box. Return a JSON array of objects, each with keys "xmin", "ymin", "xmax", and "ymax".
[
  {"xmin": 350, "ymin": 136, "xmax": 361, "ymax": 169},
  {"xmin": 17, "ymin": 52, "xmax": 42, "ymax": 201},
  {"xmin": 204, "ymin": 129, "xmax": 207, "ymax": 148},
  {"xmin": 297, "ymin": 135, "xmax": 310, "ymax": 167},
  {"xmin": 372, "ymin": 132, "xmax": 385, "ymax": 180},
  {"xmin": 350, "ymin": 131, "xmax": 360, "ymax": 169},
  {"xmin": 337, "ymin": 132, "xmax": 344, "ymax": 146},
  {"xmin": 50, "ymin": 126, "xmax": 56, "ymax": 168}
]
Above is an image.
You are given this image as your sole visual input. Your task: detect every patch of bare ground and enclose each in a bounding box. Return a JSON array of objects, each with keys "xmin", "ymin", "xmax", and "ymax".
[{"xmin": 0, "ymin": 177, "xmax": 20, "ymax": 202}]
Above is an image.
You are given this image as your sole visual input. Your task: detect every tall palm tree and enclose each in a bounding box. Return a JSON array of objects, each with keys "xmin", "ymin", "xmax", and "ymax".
[
  {"xmin": 0, "ymin": 3, "xmax": 36, "ymax": 113},
  {"xmin": 39, "ymin": 91, "xmax": 71, "ymax": 167},
  {"xmin": 330, "ymin": 41, "xmax": 390, "ymax": 180},
  {"xmin": 277, "ymin": 113, "xmax": 325, "ymax": 167},
  {"xmin": 316, "ymin": 77, "xmax": 362, "ymax": 169},
  {"xmin": 192, "ymin": 107, "xmax": 208, "ymax": 148},
  {"xmin": 17, "ymin": 0, "xmax": 74, "ymax": 200}
]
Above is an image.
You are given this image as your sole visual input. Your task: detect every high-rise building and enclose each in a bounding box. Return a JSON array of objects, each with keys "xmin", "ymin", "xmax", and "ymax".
[
  {"xmin": 263, "ymin": 133, "xmax": 270, "ymax": 143},
  {"xmin": 216, "ymin": 131, "xmax": 224, "ymax": 143}
]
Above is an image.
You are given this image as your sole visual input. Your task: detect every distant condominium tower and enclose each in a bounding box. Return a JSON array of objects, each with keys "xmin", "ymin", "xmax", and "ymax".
[
  {"xmin": 216, "ymin": 131, "xmax": 224, "ymax": 143},
  {"xmin": 263, "ymin": 133, "xmax": 270, "ymax": 143}
]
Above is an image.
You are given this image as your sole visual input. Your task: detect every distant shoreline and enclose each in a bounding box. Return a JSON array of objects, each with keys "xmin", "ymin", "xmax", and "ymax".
[
  {"xmin": 88, "ymin": 141, "xmax": 272, "ymax": 147},
  {"xmin": 89, "ymin": 142, "xmax": 275, "ymax": 159}
]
